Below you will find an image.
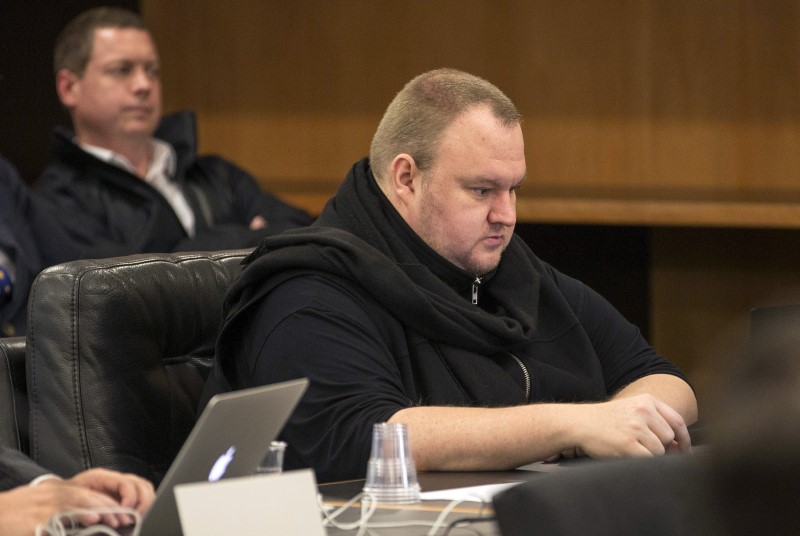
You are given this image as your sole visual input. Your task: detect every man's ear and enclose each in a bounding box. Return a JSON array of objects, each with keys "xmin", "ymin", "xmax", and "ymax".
[
  {"xmin": 55, "ymin": 69, "xmax": 79, "ymax": 109},
  {"xmin": 388, "ymin": 154, "xmax": 420, "ymax": 204}
]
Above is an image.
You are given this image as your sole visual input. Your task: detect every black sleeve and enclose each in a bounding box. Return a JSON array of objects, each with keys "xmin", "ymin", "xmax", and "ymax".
[
  {"xmin": 1, "ymin": 156, "xmax": 75, "ymax": 267},
  {"xmin": 0, "ymin": 446, "xmax": 49, "ymax": 491},
  {"xmin": 548, "ymin": 265, "xmax": 691, "ymax": 393},
  {"xmin": 231, "ymin": 275, "xmax": 409, "ymax": 483},
  {"xmin": 193, "ymin": 156, "xmax": 313, "ymax": 232},
  {"xmin": 35, "ymin": 164, "xmax": 183, "ymax": 261}
]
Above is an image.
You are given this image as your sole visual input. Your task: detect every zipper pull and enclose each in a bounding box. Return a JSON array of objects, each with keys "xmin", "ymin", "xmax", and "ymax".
[{"xmin": 471, "ymin": 277, "xmax": 481, "ymax": 305}]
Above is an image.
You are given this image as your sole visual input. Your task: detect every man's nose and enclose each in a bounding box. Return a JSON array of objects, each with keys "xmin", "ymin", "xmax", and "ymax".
[
  {"xmin": 131, "ymin": 67, "xmax": 155, "ymax": 92},
  {"xmin": 489, "ymin": 192, "xmax": 516, "ymax": 226}
]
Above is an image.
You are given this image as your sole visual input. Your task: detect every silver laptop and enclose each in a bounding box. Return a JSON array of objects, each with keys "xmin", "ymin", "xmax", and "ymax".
[{"xmin": 132, "ymin": 378, "xmax": 309, "ymax": 536}]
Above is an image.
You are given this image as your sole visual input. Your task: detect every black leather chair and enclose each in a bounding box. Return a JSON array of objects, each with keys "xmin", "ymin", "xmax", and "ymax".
[
  {"xmin": 26, "ymin": 249, "xmax": 250, "ymax": 484},
  {"xmin": 0, "ymin": 336, "xmax": 28, "ymax": 452}
]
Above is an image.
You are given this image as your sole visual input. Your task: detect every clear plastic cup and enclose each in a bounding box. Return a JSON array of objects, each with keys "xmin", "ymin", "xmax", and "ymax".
[
  {"xmin": 362, "ymin": 422, "xmax": 421, "ymax": 503},
  {"xmin": 257, "ymin": 440, "xmax": 287, "ymax": 474}
]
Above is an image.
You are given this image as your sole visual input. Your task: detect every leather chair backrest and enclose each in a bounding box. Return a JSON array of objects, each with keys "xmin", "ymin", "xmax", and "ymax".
[
  {"xmin": 0, "ymin": 336, "xmax": 27, "ymax": 452},
  {"xmin": 26, "ymin": 249, "xmax": 249, "ymax": 483}
]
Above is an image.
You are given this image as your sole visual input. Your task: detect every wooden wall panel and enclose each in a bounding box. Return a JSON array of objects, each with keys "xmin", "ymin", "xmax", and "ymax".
[
  {"xmin": 141, "ymin": 0, "xmax": 800, "ymax": 198},
  {"xmin": 140, "ymin": 0, "xmax": 800, "ymax": 402}
]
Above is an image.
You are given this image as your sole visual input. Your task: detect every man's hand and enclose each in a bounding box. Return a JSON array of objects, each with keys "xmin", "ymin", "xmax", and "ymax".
[
  {"xmin": 249, "ymin": 215, "xmax": 267, "ymax": 230},
  {"xmin": 0, "ymin": 468, "xmax": 154, "ymax": 536},
  {"xmin": 570, "ymin": 394, "xmax": 691, "ymax": 458},
  {"xmin": 392, "ymin": 374, "xmax": 697, "ymax": 471},
  {"xmin": 0, "ymin": 479, "xmax": 121, "ymax": 536},
  {"xmin": 69, "ymin": 467, "xmax": 155, "ymax": 517}
]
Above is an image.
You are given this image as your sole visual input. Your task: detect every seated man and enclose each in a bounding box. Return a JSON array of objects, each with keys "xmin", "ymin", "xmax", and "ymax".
[
  {"xmin": 203, "ymin": 68, "xmax": 698, "ymax": 482},
  {"xmin": 36, "ymin": 7, "xmax": 312, "ymax": 260},
  {"xmin": 0, "ymin": 444, "xmax": 154, "ymax": 535},
  {"xmin": 1, "ymin": 155, "xmax": 73, "ymax": 337}
]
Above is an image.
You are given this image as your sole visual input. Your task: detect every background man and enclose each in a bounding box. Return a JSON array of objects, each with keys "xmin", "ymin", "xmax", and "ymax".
[
  {"xmin": 204, "ymin": 68, "xmax": 698, "ymax": 482},
  {"xmin": 36, "ymin": 7, "xmax": 311, "ymax": 260},
  {"xmin": 0, "ymin": 444, "xmax": 153, "ymax": 535}
]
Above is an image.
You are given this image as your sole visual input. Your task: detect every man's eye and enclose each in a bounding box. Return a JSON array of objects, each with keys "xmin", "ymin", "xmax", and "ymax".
[
  {"xmin": 108, "ymin": 66, "xmax": 131, "ymax": 77},
  {"xmin": 474, "ymin": 188, "xmax": 490, "ymax": 196}
]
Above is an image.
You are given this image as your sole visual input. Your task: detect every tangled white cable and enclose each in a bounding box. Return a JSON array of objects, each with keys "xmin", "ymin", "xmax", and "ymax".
[
  {"xmin": 318, "ymin": 491, "xmax": 490, "ymax": 536},
  {"xmin": 35, "ymin": 507, "xmax": 141, "ymax": 536},
  {"xmin": 319, "ymin": 491, "xmax": 378, "ymax": 535}
]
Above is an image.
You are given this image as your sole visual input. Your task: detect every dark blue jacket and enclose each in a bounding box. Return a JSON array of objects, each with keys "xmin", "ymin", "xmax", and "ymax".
[
  {"xmin": 1, "ymin": 156, "xmax": 72, "ymax": 336},
  {"xmin": 35, "ymin": 110, "xmax": 312, "ymax": 260}
]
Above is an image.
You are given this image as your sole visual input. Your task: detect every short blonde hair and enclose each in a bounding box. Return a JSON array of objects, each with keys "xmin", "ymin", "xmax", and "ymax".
[{"xmin": 369, "ymin": 68, "xmax": 521, "ymax": 181}]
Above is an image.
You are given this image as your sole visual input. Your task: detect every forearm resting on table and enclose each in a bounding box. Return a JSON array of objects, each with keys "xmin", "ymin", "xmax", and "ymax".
[
  {"xmin": 389, "ymin": 376, "xmax": 698, "ymax": 472},
  {"xmin": 389, "ymin": 403, "xmax": 597, "ymax": 472}
]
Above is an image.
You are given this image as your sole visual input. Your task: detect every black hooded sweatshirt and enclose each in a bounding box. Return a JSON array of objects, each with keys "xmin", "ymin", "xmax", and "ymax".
[{"xmin": 205, "ymin": 157, "xmax": 688, "ymax": 482}]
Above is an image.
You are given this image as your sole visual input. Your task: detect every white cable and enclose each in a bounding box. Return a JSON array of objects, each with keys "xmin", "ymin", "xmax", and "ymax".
[
  {"xmin": 431, "ymin": 494, "xmax": 491, "ymax": 535},
  {"xmin": 427, "ymin": 498, "xmax": 472, "ymax": 536},
  {"xmin": 35, "ymin": 507, "xmax": 141, "ymax": 536},
  {"xmin": 318, "ymin": 491, "xmax": 491, "ymax": 536},
  {"xmin": 318, "ymin": 491, "xmax": 378, "ymax": 531},
  {"xmin": 355, "ymin": 494, "xmax": 376, "ymax": 536}
]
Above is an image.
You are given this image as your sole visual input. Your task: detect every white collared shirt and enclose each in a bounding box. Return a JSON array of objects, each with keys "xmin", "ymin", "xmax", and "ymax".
[{"xmin": 81, "ymin": 139, "xmax": 197, "ymax": 237}]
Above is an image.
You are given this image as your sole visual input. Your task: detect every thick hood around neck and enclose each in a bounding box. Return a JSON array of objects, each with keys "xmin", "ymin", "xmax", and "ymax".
[{"xmin": 225, "ymin": 158, "xmax": 542, "ymax": 356}]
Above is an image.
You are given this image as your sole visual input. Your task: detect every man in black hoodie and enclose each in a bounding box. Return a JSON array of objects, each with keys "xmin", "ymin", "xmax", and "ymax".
[
  {"xmin": 205, "ymin": 68, "xmax": 698, "ymax": 482},
  {"xmin": 36, "ymin": 7, "xmax": 311, "ymax": 260}
]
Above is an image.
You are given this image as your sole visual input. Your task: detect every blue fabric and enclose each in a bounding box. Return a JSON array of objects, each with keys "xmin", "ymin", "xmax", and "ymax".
[
  {"xmin": 0, "ymin": 262, "xmax": 12, "ymax": 307},
  {"xmin": 0, "ymin": 155, "xmax": 68, "ymax": 336}
]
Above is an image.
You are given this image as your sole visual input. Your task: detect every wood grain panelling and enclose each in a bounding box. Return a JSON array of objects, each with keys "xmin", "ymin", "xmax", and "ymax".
[
  {"xmin": 141, "ymin": 0, "xmax": 800, "ymax": 402},
  {"xmin": 141, "ymin": 0, "xmax": 800, "ymax": 204}
]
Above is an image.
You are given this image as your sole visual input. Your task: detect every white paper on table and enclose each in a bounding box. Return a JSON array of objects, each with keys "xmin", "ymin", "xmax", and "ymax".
[{"xmin": 419, "ymin": 482, "xmax": 522, "ymax": 503}]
